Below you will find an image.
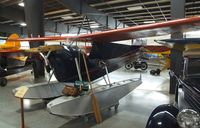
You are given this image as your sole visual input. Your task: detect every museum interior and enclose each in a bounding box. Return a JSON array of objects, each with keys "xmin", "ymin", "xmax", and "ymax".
[{"xmin": 0, "ymin": 0, "xmax": 200, "ymax": 128}]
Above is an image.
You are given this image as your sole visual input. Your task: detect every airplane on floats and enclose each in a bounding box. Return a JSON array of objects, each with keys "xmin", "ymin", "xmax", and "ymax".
[{"xmin": 8, "ymin": 16, "xmax": 200, "ymax": 117}]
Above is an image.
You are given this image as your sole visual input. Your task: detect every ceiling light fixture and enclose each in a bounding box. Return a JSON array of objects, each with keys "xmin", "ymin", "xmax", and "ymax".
[
  {"xmin": 18, "ymin": 2, "xmax": 24, "ymax": 7},
  {"xmin": 90, "ymin": 25, "xmax": 100, "ymax": 28},
  {"xmin": 127, "ymin": 6, "xmax": 143, "ymax": 11},
  {"xmin": 143, "ymin": 21, "xmax": 155, "ymax": 24},
  {"xmin": 61, "ymin": 16, "xmax": 73, "ymax": 19},
  {"xmin": 20, "ymin": 22, "xmax": 27, "ymax": 27}
]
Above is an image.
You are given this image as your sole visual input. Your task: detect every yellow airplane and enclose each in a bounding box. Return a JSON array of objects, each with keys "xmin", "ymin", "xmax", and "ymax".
[
  {"xmin": 0, "ymin": 34, "xmax": 32, "ymax": 87},
  {"xmin": 0, "ymin": 34, "xmax": 20, "ymax": 51}
]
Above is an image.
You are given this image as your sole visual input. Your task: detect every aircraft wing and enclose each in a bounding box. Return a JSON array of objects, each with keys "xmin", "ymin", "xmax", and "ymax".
[
  {"xmin": 143, "ymin": 46, "xmax": 170, "ymax": 52},
  {"xmin": 0, "ymin": 49, "xmax": 24, "ymax": 53},
  {"xmin": 6, "ymin": 16, "xmax": 200, "ymax": 43},
  {"xmin": 0, "ymin": 45, "xmax": 16, "ymax": 49},
  {"xmin": 160, "ymin": 38, "xmax": 200, "ymax": 44}
]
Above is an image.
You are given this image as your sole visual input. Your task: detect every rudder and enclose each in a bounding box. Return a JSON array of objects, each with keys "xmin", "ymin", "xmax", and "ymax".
[{"xmin": 5, "ymin": 33, "xmax": 20, "ymax": 50}]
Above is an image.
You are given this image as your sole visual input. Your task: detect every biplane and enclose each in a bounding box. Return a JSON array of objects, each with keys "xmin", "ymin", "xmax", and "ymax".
[
  {"xmin": 0, "ymin": 34, "xmax": 31, "ymax": 87},
  {"xmin": 0, "ymin": 34, "xmax": 44, "ymax": 87},
  {"xmin": 143, "ymin": 45, "xmax": 171, "ymax": 75},
  {"xmin": 10, "ymin": 16, "xmax": 200, "ymax": 118}
]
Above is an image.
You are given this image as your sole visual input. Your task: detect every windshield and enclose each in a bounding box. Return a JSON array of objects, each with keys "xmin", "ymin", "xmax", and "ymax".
[{"xmin": 187, "ymin": 58, "xmax": 200, "ymax": 77}]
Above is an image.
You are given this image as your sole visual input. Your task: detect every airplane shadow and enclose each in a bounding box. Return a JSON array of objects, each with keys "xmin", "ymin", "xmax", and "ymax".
[
  {"xmin": 58, "ymin": 109, "xmax": 118, "ymax": 128},
  {"xmin": 16, "ymin": 101, "xmax": 46, "ymax": 112}
]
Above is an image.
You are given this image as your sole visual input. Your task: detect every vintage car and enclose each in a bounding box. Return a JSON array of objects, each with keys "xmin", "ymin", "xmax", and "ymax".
[{"xmin": 146, "ymin": 49, "xmax": 200, "ymax": 128}]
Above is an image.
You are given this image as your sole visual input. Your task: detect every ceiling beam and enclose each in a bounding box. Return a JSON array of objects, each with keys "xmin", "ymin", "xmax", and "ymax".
[
  {"xmin": 44, "ymin": 9, "xmax": 70, "ymax": 16},
  {"xmin": 0, "ymin": 6, "xmax": 25, "ymax": 23},
  {"xmin": 0, "ymin": 6, "xmax": 84, "ymax": 34},
  {"xmin": 58, "ymin": 0, "xmax": 127, "ymax": 28},
  {"xmin": 102, "ymin": 1, "xmax": 200, "ymax": 14},
  {"xmin": 89, "ymin": 0, "xmax": 133, "ymax": 7},
  {"xmin": 96, "ymin": 0, "xmax": 170, "ymax": 11},
  {"xmin": 0, "ymin": 23, "xmax": 21, "ymax": 34},
  {"xmin": 116, "ymin": 14, "xmax": 171, "ymax": 20},
  {"xmin": 113, "ymin": 10, "xmax": 170, "ymax": 18},
  {"xmin": 53, "ymin": 16, "xmax": 83, "ymax": 22},
  {"xmin": 46, "ymin": 13, "xmax": 77, "ymax": 19}
]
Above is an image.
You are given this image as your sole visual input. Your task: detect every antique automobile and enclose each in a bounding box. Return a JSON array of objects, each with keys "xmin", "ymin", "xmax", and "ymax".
[{"xmin": 146, "ymin": 48, "xmax": 200, "ymax": 128}]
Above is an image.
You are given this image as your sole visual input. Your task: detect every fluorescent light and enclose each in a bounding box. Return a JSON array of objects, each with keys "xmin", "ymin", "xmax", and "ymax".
[
  {"xmin": 143, "ymin": 21, "xmax": 155, "ymax": 24},
  {"xmin": 61, "ymin": 16, "xmax": 73, "ymax": 19},
  {"xmin": 18, "ymin": 2, "xmax": 24, "ymax": 7},
  {"xmin": 20, "ymin": 22, "xmax": 27, "ymax": 27},
  {"xmin": 90, "ymin": 25, "xmax": 100, "ymax": 28},
  {"xmin": 127, "ymin": 6, "xmax": 143, "ymax": 11}
]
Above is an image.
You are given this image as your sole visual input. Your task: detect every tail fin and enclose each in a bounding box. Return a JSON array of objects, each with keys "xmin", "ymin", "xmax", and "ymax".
[{"xmin": 4, "ymin": 33, "xmax": 20, "ymax": 50}]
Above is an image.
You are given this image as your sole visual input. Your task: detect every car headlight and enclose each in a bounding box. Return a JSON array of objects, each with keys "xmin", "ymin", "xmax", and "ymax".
[{"xmin": 177, "ymin": 109, "xmax": 200, "ymax": 128}]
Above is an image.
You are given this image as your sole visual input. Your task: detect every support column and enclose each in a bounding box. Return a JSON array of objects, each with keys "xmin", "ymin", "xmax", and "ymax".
[
  {"xmin": 24, "ymin": 0, "xmax": 44, "ymax": 48},
  {"xmin": 170, "ymin": 0, "xmax": 185, "ymax": 94},
  {"xmin": 24, "ymin": 0, "xmax": 45, "ymax": 78}
]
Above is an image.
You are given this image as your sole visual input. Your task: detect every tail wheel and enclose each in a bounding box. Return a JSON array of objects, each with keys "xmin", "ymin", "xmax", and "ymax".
[
  {"xmin": 125, "ymin": 63, "xmax": 133, "ymax": 70},
  {"xmin": 0, "ymin": 78, "xmax": 7, "ymax": 87},
  {"xmin": 141, "ymin": 62, "xmax": 148, "ymax": 70}
]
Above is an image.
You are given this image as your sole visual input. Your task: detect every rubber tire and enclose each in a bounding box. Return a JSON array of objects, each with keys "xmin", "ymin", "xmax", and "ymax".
[
  {"xmin": 125, "ymin": 63, "xmax": 133, "ymax": 70},
  {"xmin": 0, "ymin": 78, "xmax": 7, "ymax": 87},
  {"xmin": 32, "ymin": 59, "xmax": 45, "ymax": 79},
  {"xmin": 150, "ymin": 70, "xmax": 155, "ymax": 75},
  {"xmin": 140, "ymin": 62, "xmax": 148, "ymax": 70},
  {"xmin": 156, "ymin": 69, "xmax": 161, "ymax": 75}
]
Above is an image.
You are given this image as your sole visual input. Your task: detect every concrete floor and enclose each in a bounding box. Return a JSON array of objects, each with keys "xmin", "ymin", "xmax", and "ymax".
[{"xmin": 0, "ymin": 67, "xmax": 174, "ymax": 128}]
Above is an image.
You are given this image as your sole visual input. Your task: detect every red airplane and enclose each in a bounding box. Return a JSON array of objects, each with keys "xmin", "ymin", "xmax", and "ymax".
[
  {"xmin": 9, "ymin": 16, "xmax": 200, "ymax": 120},
  {"xmin": 3, "ymin": 16, "xmax": 200, "ymax": 84}
]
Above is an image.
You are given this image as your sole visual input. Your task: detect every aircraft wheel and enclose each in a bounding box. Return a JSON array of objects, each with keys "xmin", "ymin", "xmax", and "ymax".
[
  {"xmin": 32, "ymin": 59, "xmax": 45, "ymax": 78},
  {"xmin": 83, "ymin": 116, "xmax": 89, "ymax": 122},
  {"xmin": 42, "ymin": 98, "xmax": 54, "ymax": 104},
  {"xmin": 114, "ymin": 102, "xmax": 119, "ymax": 112},
  {"xmin": 115, "ymin": 104, "xmax": 119, "ymax": 110},
  {"xmin": 141, "ymin": 62, "xmax": 148, "ymax": 70},
  {"xmin": 125, "ymin": 63, "xmax": 133, "ymax": 70},
  {"xmin": 0, "ymin": 77, "xmax": 7, "ymax": 87}
]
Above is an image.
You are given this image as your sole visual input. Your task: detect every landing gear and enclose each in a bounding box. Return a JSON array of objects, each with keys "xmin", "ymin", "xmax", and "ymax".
[
  {"xmin": 114, "ymin": 103, "xmax": 119, "ymax": 111},
  {"xmin": 32, "ymin": 59, "xmax": 45, "ymax": 78},
  {"xmin": 108, "ymin": 102, "xmax": 119, "ymax": 112},
  {"xmin": 0, "ymin": 77, "xmax": 7, "ymax": 87}
]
